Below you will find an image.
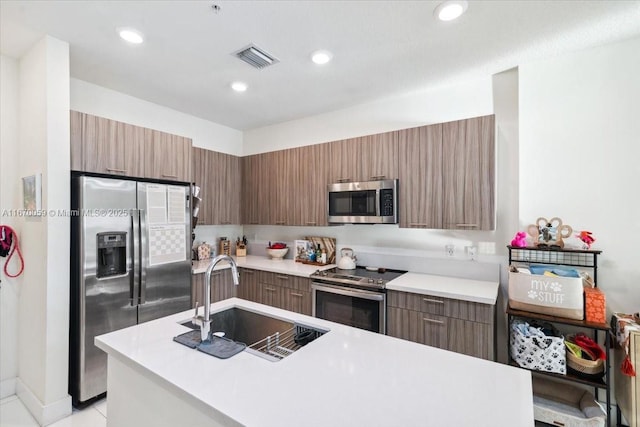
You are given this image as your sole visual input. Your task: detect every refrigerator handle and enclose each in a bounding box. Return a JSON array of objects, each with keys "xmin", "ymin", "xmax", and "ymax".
[
  {"xmin": 139, "ymin": 208, "xmax": 147, "ymax": 305},
  {"xmin": 131, "ymin": 209, "xmax": 140, "ymax": 306}
]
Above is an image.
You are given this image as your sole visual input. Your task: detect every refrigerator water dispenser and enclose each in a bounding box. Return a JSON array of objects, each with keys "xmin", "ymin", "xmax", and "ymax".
[{"xmin": 96, "ymin": 232, "xmax": 126, "ymax": 278}]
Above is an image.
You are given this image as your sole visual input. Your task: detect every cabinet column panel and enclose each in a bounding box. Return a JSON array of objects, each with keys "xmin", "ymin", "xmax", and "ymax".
[{"xmin": 398, "ymin": 124, "xmax": 443, "ymax": 229}]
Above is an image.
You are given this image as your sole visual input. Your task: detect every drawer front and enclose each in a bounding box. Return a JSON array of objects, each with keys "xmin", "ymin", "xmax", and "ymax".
[
  {"xmin": 447, "ymin": 318, "xmax": 494, "ymax": 360},
  {"xmin": 417, "ymin": 312, "xmax": 448, "ymax": 349},
  {"xmin": 388, "ymin": 290, "xmax": 494, "ymax": 323},
  {"xmin": 259, "ymin": 271, "xmax": 297, "ymax": 289},
  {"xmin": 387, "ymin": 290, "xmax": 446, "ymax": 315}
]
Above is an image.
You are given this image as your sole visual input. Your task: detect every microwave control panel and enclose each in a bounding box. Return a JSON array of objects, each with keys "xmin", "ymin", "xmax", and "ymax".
[{"xmin": 380, "ymin": 189, "xmax": 394, "ymax": 216}]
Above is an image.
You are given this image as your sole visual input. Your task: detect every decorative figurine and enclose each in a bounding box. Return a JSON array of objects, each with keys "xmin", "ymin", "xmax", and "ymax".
[
  {"xmin": 576, "ymin": 231, "xmax": 596, "ymax": 249},
  {"xmin": 527, "ymin": 217, "xmax": 573, "ymax": 248},
  {"xmin": 510, "ymin": 231, "xmax": 527, "ymax": 248}
]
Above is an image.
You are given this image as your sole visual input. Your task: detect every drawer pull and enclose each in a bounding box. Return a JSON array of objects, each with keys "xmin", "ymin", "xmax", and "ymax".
[
  {"xmin": 409, "ymin": 223, "xmax": 428, "ymax": 227},
  {"xmin": 265, "ymin": 287, "xmax": 276, "ymax": 292},
  {"xmin": 106, "ymin": 167, "xmax": 127, "ymax": 173},
  {"xmin": 455, "ymin": 223, "xmax": 478, "ymax": 228},
  {"xmin": 337, "ymin": 178, "xmax": 352, "ymax": 183},
  {"xmin": 423, "ymin": 317, "xmax": 444, "ymax": 325},
  {"xmin": 305, "ymin": 221, "xmax": 317, "ymax": 225},
  {"xmin": 423, "ymin": 298, "xmax": 444, "ymax": 304},
  {"xmin": 369, "ymin": 175, "xmax": 386, "ymax": 180},
  {"xmin": 161, "ymin": 173, "xmax": 178, "ymax": 178},
  {"xmin": 291, "ymin": 292, "xmax": 303, "ymax": 297},
  {"xmin": 276, "ymin": 275, "xmax": 289, "ymax": 280}
]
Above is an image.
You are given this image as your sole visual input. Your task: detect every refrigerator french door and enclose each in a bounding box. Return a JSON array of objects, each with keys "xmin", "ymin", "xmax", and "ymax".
[{"xmin": 70, "ymin": 174, "xmax": 191, "ymax": 406}]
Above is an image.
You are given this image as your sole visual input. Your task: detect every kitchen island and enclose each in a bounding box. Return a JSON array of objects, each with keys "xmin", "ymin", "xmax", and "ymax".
[{"xmin": 96, "ymin": 298, "xmax": 534, "ymax": 427}]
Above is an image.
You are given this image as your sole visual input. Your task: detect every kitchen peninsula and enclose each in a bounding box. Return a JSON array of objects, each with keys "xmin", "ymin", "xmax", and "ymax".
[{"xmin": 96, "ymin": 298, "xmax": 534, "ymax": 427}]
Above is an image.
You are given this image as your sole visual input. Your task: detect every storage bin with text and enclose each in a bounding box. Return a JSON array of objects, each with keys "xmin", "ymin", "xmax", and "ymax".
[{"xmin": 508, "ymin": 265, "xmax": 585, "ymax": 320}]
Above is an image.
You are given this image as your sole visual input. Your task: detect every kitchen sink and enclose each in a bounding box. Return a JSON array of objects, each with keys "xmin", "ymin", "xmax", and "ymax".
[
  {"xmin": 179, "ymin": 307, "xmax": 327, "ymax": 361},
  {"xmin": 180, "ymin": 307, "xmax": 295, "ymax": 344}
]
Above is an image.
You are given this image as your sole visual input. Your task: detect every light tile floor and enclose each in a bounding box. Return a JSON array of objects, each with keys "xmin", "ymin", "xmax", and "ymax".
[{"xmin": 0, "ymin": 395, "xmax": 106, "ymax": 427}]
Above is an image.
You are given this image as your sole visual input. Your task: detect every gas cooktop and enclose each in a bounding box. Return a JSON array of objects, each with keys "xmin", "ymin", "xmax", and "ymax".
[{"xmin": 311, "ymin": 266, "xmax": 407, "ymax": 290}]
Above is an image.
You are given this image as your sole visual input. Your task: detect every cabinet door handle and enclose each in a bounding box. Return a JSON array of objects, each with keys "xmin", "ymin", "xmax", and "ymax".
[
  {"xmin": 370, "ymin": 175, "xmax": 386, "ymax": 180},
  {"xmin": 290, "ymin": 292, "xmax": 303, "ymax": 297},
  {"xmin": 423, "ymin": 298, "xmax": 444, "ymax": 304},
  {"xmin": 337, "ymin": 178, "xmax": 352, "ymax": 183},
  {"xmin": 305, "ymin": 221, "xmax": 317, "ymax": 225},
  {"xmin": 455, "ymin": 223, "xmax": 478, "ymax": 228},
  {"xmin": 423, "ymin": 317, "xmax": 444, "ymax": 325},
  {"xmin": 162, "ymin": 173, "xmax": 178, "ymax": 178},
  {"xmin": 243, "ymin": 270, "xmax": 255, "ymax": 275},
  {"xmin": 276, "ymin": 275, "xmax": 289, "ymax": 280},
  {"xmin": 106, "ymin": 167, "xmax": 127, "ymax": 173},
  {"xmin": 265, "ymin": 287, "xmax": 276, "ymax": 292},
  {"xmin": 409, "ymin": 223, "xmax": 428, "ymax": 228}
]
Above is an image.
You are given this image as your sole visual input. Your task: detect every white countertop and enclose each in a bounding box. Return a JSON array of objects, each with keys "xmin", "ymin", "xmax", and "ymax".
[
  {"xmin": 192, "ymin": 255, "xmax": 335, "ymax": 277},
  {"xmin": 386, "ymin": 272, "xmax": 500, "ymax": 305},
  {"xmin": 96, "ymin": 298, "xmax": 533, "ymax": 427}
]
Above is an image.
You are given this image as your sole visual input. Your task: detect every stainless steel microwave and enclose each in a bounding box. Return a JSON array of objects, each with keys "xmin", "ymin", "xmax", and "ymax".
[{"xmin": 327, "ymin": 179, "xmax": 398, "ymax": 224}]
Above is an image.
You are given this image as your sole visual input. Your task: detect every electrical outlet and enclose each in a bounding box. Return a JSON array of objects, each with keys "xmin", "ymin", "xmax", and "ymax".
[
  {"xmin": 465, "ymin": 246, "xmax": 477, "ymax": 260},
  {"xmin": 445, "ymin": 244, "xmax": 455, "ymax": 257}
]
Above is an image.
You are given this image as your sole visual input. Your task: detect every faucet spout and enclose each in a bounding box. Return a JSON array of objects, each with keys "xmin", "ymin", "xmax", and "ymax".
[{"xmin": 194, "ymin": 254, "xmax": 240, "ymax": 341}]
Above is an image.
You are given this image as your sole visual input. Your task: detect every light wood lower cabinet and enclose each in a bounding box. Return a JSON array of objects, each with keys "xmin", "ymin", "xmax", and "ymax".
[
  {"xmin": 236, "ymin": 268, "xmax": 311, "ymax": 315},
  {"xmin": 387, "ymin": 290, "xmax": 495, "ymax": 360},
  {"xmin": 191, "ymin": 269, "xmax": 236, "ymax": 307}
]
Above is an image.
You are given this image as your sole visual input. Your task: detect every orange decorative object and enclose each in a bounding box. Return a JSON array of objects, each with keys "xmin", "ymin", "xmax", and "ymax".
[{"xmin": 584, "ymin": 286, "xmax": 606, "ymax": 324}]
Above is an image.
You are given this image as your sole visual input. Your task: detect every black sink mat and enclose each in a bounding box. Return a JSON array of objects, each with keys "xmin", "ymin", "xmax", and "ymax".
[
  {"xmin": 197, "ymin": 336, "xmax": 246, "ymax": 359},
  {"xmin": 173, "ymin": 330, "xmax": 202, "ymax": 349}
]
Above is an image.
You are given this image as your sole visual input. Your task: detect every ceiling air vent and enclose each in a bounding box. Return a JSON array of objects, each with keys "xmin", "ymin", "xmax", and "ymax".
[{"xmin": 234, "ymin": 44, "xmax": 279, "ymax": 69}]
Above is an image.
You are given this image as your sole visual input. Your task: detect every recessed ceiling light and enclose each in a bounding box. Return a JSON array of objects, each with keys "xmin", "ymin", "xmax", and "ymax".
[
  {"xmin": 434, "ymin": 1, "xmax": 468, "ymax": 21},
  {"xmin": 231, "ymin": 81, "xmax": 248, "ymax": 92},
  {"xmin": 118, "ymin": 28, "xmax": 144, "ymax": 44},
  {"xmin": 311, "ymin": 50, "xmax": 333, "ymax": 65}
]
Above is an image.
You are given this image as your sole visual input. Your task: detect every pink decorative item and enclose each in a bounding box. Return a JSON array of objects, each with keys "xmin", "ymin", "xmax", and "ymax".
[
  {"xmin": 511, "ymin": 231, "xmax": 527, "ymax": 248},
  {"xmin": 577, "ymin": 231, "xmax": 596, "ymax": 249}
]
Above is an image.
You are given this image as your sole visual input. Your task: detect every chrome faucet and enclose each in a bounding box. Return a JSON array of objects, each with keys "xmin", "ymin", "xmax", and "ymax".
[{"xmin": 193, "ymin": 254, "xmax": 240, "ymax": 341}]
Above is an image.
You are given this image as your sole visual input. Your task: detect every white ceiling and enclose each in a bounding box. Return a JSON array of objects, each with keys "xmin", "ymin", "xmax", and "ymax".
[{"xmin": 2, "ymin": 1, "xmax": 640, "ymax": 131}]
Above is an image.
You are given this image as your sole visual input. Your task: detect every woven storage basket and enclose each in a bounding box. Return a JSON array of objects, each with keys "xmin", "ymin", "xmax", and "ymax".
[{"xmin": 566, "ymin": 350, "xmax": 604, "ymax": 377}]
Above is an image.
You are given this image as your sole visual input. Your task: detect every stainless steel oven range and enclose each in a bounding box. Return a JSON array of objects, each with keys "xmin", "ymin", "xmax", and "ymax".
[{"xmin": 310, "ymin": 267, "xmax": 407, "ymax": 334}]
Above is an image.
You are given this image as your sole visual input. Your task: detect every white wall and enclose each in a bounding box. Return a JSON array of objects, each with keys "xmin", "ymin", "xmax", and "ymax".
[
  {"xmin": 15, "ymin": 35, "xmax": 72, "ymax": 425},
  {"xmin": 0, "ymin": 54, "xmax": 21, "ymax": 399},
  {"xmin": 70, "ymin": 79, "xmax": 243, "ymax": 156},
  {"xmin": 243, "ymin": 77, "xmax": 493, "ymax": 155},
  {"xmin": 519, "ymin": 35, "xmax": 640, "ymax": 314}
]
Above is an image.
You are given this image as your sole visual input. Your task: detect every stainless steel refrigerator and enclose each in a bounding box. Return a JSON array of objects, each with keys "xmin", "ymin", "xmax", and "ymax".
[{"xmin": 69, "ymin": 174, "xmax": 192, "ymax": 406}]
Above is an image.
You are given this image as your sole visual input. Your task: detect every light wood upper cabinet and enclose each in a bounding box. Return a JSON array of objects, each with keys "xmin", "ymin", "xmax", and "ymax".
[
  {"xmin": 294, "ymin": 143, "xmax": 330, "ymax": 226},
  {"xmin": 191, "ymin": 147, "xmax": 213, "ymax": 224},
  {"xmin": 442, "ymin": 115, "xmax": 495, "ymax": 230},
  {"xmin": 70, "ymin": 110, "xmax": 145, "ymax": 177},
  {"xmin": 144, "ymin": 130, "xmax": 191, "ymax": 182},
  {"xmin": 398, "ymin": 124, "xmax": 443, "ymax": 229},
  {"xmin": 241, "ymin": 154, "xmax": 262, "ymax": 225},
  {"xmin": 327, "ymin": 132, "xmax": 398, "ymax": 184},
  {"xmin": 191, "ymin": 147, "xmax": 241, "ymax": 225},
  {"xmin": 70, "ymin": 110, "xmax": 191, "ymax": 182},
  {"xmin": 360, "ymin": 131, "xmax": 398, "ymax": 181},
  {"xmin": 328, "ymin": 137, "xmax": 360, "ymax": 183}
]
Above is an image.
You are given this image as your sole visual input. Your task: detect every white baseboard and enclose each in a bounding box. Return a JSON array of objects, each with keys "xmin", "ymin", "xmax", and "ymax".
[
  {"xmin": 16, "ymin": 378, "xmax": 71, "ymax": 426},
  {"xmin": 0, "ymin": 377, "xmax": 17, "ymax": 399}
]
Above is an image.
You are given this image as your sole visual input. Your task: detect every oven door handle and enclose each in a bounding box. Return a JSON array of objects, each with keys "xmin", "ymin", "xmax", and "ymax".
[{"xmin": 311, "ymin": 282, "xmax": 385, "ymax": 301}]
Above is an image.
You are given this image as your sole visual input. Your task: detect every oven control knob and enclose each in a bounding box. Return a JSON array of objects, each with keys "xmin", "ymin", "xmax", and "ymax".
[
  {"xmin": 377, "ymin": 279, "xmax": 384, "ymax": 285},
  {"xmin": 368, "ymin": 278, "xmax": 374, "ymax": 283}
]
